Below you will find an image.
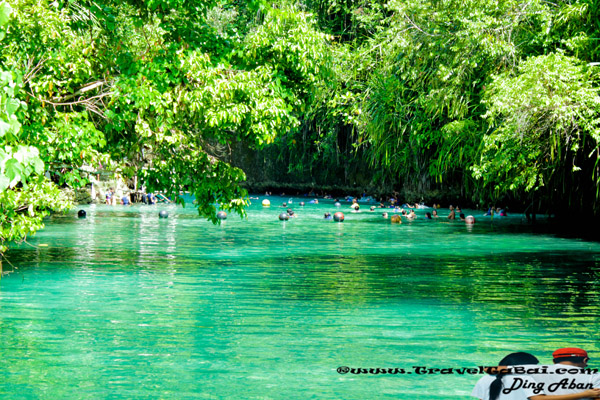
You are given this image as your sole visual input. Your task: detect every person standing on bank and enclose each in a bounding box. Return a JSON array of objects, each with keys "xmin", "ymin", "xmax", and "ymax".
[{"xmin": 105, "ymin": 188, "xmax": 114, "ymax": 205}]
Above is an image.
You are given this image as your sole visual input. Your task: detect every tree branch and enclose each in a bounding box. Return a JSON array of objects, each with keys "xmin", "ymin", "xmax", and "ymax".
[
  {"xmin": 52, "ymin": 80, "xmax": 108, "ymax": 103},
  {"xmin": 23, "ymin": 58, "xmax": 47, "ymax": 86},
  {"xmin": 403, "ymin": 13, "xmax": 439, "ymax": 37}
]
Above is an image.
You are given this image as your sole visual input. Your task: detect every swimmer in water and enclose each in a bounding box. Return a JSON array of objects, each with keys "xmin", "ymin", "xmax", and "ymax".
[{"xmin": 448, "ymin": 209, "xmax": 456, "ymax": 220}]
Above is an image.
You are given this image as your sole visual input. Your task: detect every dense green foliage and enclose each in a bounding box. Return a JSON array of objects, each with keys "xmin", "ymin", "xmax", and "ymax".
[
  {"xmin": 1, "ymin": 0, "xmax": 600, "ymax": 254},
  {"xmin": 0, "ymin": 2, "xmax": 71, "ymax": 254},
  {"xmin": 269, "ymin": 0, "xmax": 600, "ymax": 213}
]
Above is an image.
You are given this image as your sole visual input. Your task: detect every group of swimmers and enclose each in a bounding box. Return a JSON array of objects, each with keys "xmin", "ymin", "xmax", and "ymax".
[
  {"xmin": 268, "ymin": 194, "xmax": 511, "ymax": 225},
  {"xmin": 472, "ymin": 347, "xmax": 600, "ymax": 399},
  {"xmin": 346, "ymin": 199, "xmax": 477, "ymax": 224},
  {"xmin": 272, "ymin": 197, "xmax": 480, "ymax": 224},
  {"xmin": 486, "ymin": 207, "xmax": 509, "ymax": 217}
]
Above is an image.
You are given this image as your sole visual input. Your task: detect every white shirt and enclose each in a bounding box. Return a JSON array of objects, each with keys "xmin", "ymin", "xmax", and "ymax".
[
  {"xmin": 531, "ymin": 364, "xmax": 600, "ymax": 397},
  {"xmin": 472, "ymin": 372, "xmax": 539, "ymax": 400}
]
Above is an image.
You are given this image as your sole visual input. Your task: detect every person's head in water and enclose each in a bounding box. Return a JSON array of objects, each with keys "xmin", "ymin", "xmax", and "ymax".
[
  {"xmin": 489, "ymin": 352, "xmax": 539, "ymax": 400},
  {"xmin": 425, "ymin": 212, "xmax": 432, "ymax": 219}
]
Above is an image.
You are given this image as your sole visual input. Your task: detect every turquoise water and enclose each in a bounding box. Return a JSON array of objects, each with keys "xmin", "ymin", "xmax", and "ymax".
[{"xmin": 1, "ymin": 198, "xmax": 600, "ymax": 399}]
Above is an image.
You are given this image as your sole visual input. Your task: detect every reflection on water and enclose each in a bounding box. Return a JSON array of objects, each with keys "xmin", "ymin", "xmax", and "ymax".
[{"xmin": 1, "ymin": 200, "xmax": 599, "ymax": 399}]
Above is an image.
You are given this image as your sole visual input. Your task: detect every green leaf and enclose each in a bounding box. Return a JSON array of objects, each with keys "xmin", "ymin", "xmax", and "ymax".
[
  {"xmin": 0, "ymin": 120, "xmax": 9, "ymax": 137},
  {"xmin": 6, "ymin": 98, "xmax": 20, "ymax": 116},
  {"xmin": 4, "ymin": 158, "xmax": 23, "ymax": 187},
  {"xmin": 0, "ymin": 173, "xmax": 8, "ymax": 191},
  {"xmin": 0, "ymin": 1, "xmax": 11, "ymax": 27},
  {"xmin": 33, "ymin": 157, "xmax": 45, "ymax": 175}
]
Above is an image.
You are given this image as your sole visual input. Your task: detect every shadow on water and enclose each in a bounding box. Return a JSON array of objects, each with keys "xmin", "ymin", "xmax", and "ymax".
[{"xmin": 5, "ymin": 243, "xmax": 600, "ymax": 327}]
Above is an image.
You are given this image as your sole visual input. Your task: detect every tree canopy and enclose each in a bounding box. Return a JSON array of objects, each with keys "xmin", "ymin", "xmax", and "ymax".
[{"xmin": 2, "ymin": 0, "xmax": 600, "ymax": 254}]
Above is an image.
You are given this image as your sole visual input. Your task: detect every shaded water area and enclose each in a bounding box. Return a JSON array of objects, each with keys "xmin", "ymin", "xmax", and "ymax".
[{"xmin": 1, "ymin": 197, "xmax": 600, "ymax": 399}]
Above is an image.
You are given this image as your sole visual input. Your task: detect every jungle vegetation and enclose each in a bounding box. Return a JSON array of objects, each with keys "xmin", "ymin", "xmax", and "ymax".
[{"xmin": 1, "ymin": 0, "xmax": 600, "ymax": 254}]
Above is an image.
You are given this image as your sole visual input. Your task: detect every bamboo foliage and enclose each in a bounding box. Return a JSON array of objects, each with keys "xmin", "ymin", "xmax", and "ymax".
[{"xmin": 475, "ymin": 52, "xmax": 600, "ymax": 212}]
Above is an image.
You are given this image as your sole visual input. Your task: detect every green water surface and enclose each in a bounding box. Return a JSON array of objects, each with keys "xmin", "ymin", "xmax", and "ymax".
[{"xmin": 1, "ymin": 198, "xmax": 599, "ymax": 399}]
